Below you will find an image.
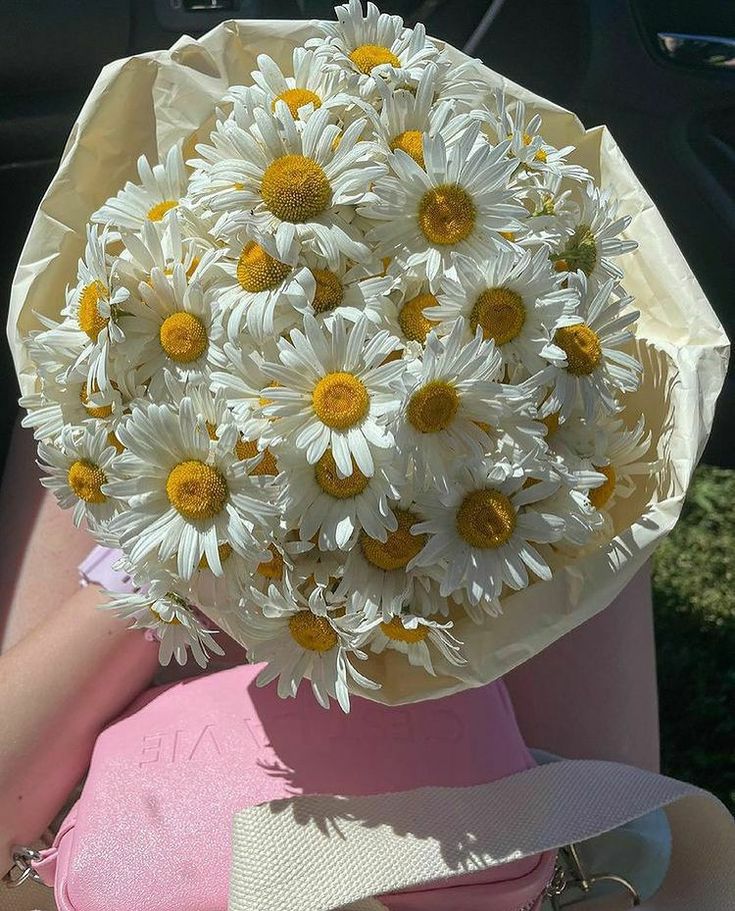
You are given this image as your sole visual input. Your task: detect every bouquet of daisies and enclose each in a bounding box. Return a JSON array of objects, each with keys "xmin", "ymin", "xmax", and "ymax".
[{"xmin": 12, "ymin": 1, "xmax": 725, "ymax": 711}]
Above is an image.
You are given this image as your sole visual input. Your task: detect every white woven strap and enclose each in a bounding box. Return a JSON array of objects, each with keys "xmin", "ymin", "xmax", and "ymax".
[{"xmin": 229, "ymin": 759, "xmax": 735, "ymax": 911}]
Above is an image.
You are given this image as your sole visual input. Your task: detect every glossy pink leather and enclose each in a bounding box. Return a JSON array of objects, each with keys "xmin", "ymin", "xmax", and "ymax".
[{"xmin": 36, "ymin": 664, "xmax": 554, "ymax": 911}]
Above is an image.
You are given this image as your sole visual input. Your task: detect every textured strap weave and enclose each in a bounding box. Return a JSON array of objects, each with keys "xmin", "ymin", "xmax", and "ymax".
[{"xmin": 229, "ymin": 759, "xmax": 735, "ymax": 911}]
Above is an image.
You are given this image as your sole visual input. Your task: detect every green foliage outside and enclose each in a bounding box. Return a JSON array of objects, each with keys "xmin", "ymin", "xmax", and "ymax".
[{"xmin": 652, "ymin": 465, "xmax": 735, "ymax": 813}]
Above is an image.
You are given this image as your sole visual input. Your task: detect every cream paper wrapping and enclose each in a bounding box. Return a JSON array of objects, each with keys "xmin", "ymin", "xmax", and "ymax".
[{"xmin": 6, "ymin": 20, "xmax": 729, "ymax": 705}]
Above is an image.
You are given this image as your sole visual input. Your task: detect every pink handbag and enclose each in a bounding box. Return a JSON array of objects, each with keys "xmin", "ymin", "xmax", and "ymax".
[{"xmin": 33, "ymin": 663, "xmax": 556, "ymax": 911}]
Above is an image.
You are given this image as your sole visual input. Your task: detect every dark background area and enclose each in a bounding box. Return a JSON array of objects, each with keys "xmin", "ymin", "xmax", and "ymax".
[{"xmin": 1, "ymin": 0, "xmax": 734, "ymax": 803}]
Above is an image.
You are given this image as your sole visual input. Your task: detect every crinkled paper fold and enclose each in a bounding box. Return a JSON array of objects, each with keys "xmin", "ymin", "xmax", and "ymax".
[{"xmin": 7, "ymin": 20, "xmax": 729, "ymax": 704}]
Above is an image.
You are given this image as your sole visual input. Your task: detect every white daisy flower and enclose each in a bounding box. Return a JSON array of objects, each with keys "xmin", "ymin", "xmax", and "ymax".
[
  {"xmin": 392, "ymin": 320, "xmax": 507, "ymax": 490},
  {"xmin": 358, "ymin": 611, "xmax": 465, "ymax": 675},
  {"xmin": 544, "ymin": 406, "xmax": 606, "ymax": 467},
  {"xmin": 276, "ymin": 445, "xmax": 400, "ymax": 550},
  {"xmin": 259, "ymin": 314, "xmax": 403, "ymax": 478},
  {"xmin": 39, "ymin": 226, "xmax": 130, "ymax": 393},
  {"xmin": 105, "ymin": 576, "xmax": 225, "ymax": 668},
  {"xmin": 121, "ymin": 264, "xmax": 224, "ymax": 397},
  {"xmin": 185, "ymin": 108, "xmax": 261, "ymax": 214},
  {"xmin": 91, "ymin": 144, "xmax": 188, "ymax": 231},
  {"xmin": 239, "ymin": 584, "xmax": 378, "ymax": 712},
  {"xmin": 429, "ymin": 246, "xmax": 580, "ymax": 377},
  {"xmin": 215, "ymin": 228, "xmax": 309, "ymax": 343},
  {"xmin": 336, "ymin": 499, "xmax": 432, "ymax": 620},
  {"xmin": 310, "ymin": 0, "xmax": 438, "ymax": 98},
  {"xmin": 481, "ymin": 91, "xmax": 590, "ymax": 184},
  {"xmin": 116, "ymin": 209, "xmax": 218, "ymax": 292},
  {"xmin": 539, "ymin": 274, "xmax": 641, "ymax": 421},
  {"xmin": 106, "ymin": 397, "xmax": 275, "ymax": 580},
  {"xmin": 410, "ymin": 461, "xmax": 565, "ymax": 610},
  {"xmin": 174, "ymin": 378, "xmax": 234, "ymax": 444},
  {"xmin": 361, "ymin": 124, "xmax": 526, "ymax": 288},
  {"xmin": 550, "ymin": 183, "xmax": 638, "ymax": 287},
  {"xmin": 192, "ymin": 105, "xmax": 383, "ymax": 267},
  {"xmin": 169, "ymin": 377, "xmax": 280, "ymax": 482},
  {"xmin": 515, "ymin": 173, "xmax": 578, "ymax": 248},
  {"xmin": 38, "ymin": 425, "xmax": 120, "ymax": 528},
  {"xmin": 376, "ymin": 274, "xmax": 443, "ymax": 351},
  {"xmin": 209, "ymin": 342, "xmax": 275, "ymax": 446},
  {"xmin": 248, "ymin": 538, "xmax": 315, "ymax": 600},
  {"xmin": 370, "ymin": 64, "xmax": 464, "ymax": 167},
  {"xmin": 37, "ymin": 369, "xmax": 128, "ymax": 439},
  {"xmin": 583, "ymin": 415, "xmax": 655, "ymax": 517},
  {"xmin": 476, "ymin": 393, "xmax": 550, "ymax": 466},
  {"xmin": 541, "ymin": 484, "xmax": 605, "ymax": 549},
  {"xmin": 229, "ymin": 48, "xmax": 355, "ymax": 119},
  {"xmin": 286, "ymin": 250, "xmax": 393, "ymax": 329}
]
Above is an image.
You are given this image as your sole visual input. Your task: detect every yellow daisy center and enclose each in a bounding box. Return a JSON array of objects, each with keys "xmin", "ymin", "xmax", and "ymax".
[
  {"xmin": 311, "ymin": 268, "xmax": 344, "ymax": 314},
  {"xmin": 312, "ymin": 372, "xmax": 369, "ymax": 430},
  {"xmin": 471, "ymin": 287, "xmax": 526, "ymax": 345},
  {"xmin": 261, "ymin": 154, "xmax": 332, "ymax": 223},
  {"xmin": 159, "ymin": 312, "xmax": 208, "ymax": 363},
  {"xmin": 349, "ymin": 44, "xmax": 401, "ymax": 74},
  {"xmin": 288, "ymin": 611, "xmax": 338, "ymax": 652},
  {"xmin": 380, "ymin": 616, "xmax": 430, "ymax": 643},
  {"xmin": 257, "ymin": 544, "xmax": 283, "ymax": 580},
  {"xmin": 273, "ymin": 87, "xmax": 322, "ymax": 118},
  {"xmin": 198, "ymin": 542, "xmax": 234, "ymax": 571},
  {"xmin": 389, "ymin": 130, "xmax": 425, "ymax": 168},
  {"xmin": 236, "ymin": 241, "xmax": 291, "ymax": 294},
  {"xmin": 398, "ymin": 292, "xmax": 438, "ymax": 343},
  {"xmin": 78, "ymin": 280, "xmax": 109, "ymax": 342},
  {"xmin": 554, "ymin": 324, "xmax": 602, "ymax": 375},
  {"xmin": 456, "ymin": 489, "xmax": 516, "ymax": 549},
  {"xmin": 556, "ymin": 223, "xmax": 597, "ymax": 276},
  {"xmin": 519, "ymin": 132, "xmax": 547, "ymax": 164},
  {"xmin": 235, "ymin": 437, "xmax": 279, "ymax": 476},
  {"xmin": 147, "ymin": 199, "xmax": 178, "ymax": 222},
  {"xmin": 407, "ymin": 380, "xmax": 459, "ymax": 433},
  {"xmin": 67, "ymin": 459, "xmax": 107, "ymax": 504},
  {"xmin": 80, "ymin": 384, "xmax": 113, "ymax": 419},
  {"xmin": 314, "ymin": 450, "xmax": 369, "ymax": 499},
  {"xmin": 589, "ymin": 464, "xmax": 616, "ymax": 509},
  {"xmin": 360, "ymin": 508, "xmax": 425, "ymax": 572},
  {"xmin": 500, "ymin": 230, "xmax": 517, "ymax": 241},
  {"xmin": 166, "ymin": 460, "xmax": 228, "ymax": 521},
  {"xmin": 418, "ymin": 184, "xmax": 476, "ymax": 246}
]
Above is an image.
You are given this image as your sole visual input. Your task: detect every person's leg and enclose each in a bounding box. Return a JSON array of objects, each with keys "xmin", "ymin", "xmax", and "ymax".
[
  {"xmin": 504, "ymin": 565, "xmax": 660, "ymax": 771},
  {"xmin": 0, "ymin": 417, "xmax": 95, "ymax": 652}
]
